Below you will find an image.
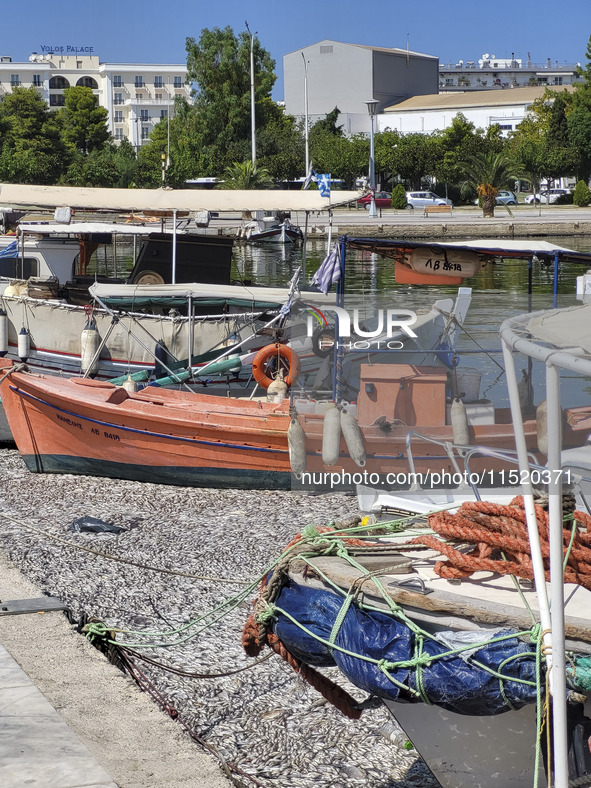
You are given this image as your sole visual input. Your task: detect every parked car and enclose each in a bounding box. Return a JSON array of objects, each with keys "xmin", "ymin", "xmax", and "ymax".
[
  {"xmin": 356, "ymin": 191, "xmax": 392, "ymax": 209},
  {"xmin": 524, "ymin": 188, "xmax": 570, "ymax": 204},
  {"xmin": 474, "ymin": 190, "xmax": 518, "ymax": 206},
  {"xmin": 405, "ymin": 191, "xmax": 453, "ymax": 209}
]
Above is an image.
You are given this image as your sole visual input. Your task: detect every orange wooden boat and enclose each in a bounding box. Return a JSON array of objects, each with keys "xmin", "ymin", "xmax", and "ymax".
[{"xmin": 2, "ymin": 358, "xmax": 591, "ymax": 490}]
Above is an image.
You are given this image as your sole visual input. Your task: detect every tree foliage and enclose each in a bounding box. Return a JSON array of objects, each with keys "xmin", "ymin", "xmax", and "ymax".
[
  {"xmin": 58, "ymin": 86, "xmax": 110, "ymax": 155},
  {"xmin": 462, "ymin": 151, "xmax": 519, "ymax": 217}
]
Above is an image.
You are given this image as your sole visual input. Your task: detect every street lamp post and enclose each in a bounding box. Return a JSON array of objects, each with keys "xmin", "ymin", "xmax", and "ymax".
[
  {"xmin": 302, "ymin": 53, "xmax": 309, "ymax": 177},
  {"xmin": 366, "ymin": 99, "xmax": 379, "ymax": 218},
  {"xmin": 245, "ymin": 21, "xmax": 256, "ymax": 165}
]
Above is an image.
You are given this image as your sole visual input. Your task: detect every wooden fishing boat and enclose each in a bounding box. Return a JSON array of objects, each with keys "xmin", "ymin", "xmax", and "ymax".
[{"xmin": 2, "ymin": 355, "xmax": 591, "ymax": 490}]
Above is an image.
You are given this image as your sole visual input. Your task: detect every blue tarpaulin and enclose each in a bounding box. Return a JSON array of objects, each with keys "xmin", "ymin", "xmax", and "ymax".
[{"xmin": 273, "ymin": 581, "xmax": 539, "ymax": 716}]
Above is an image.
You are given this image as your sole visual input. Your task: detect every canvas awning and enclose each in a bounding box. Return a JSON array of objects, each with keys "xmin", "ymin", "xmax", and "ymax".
[{"xmin": 0, "ymin": 184, "xmax": 360, "ymax": 213}]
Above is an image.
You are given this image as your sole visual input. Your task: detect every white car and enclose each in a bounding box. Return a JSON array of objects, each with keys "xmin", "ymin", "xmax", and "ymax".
[
  {"xmin": 524, "ymin": 188, "xmax": 570, "ymax": 204},
  {"xmin": 405, "ymin": 190, "xmax": 453, "ymax": 209}
]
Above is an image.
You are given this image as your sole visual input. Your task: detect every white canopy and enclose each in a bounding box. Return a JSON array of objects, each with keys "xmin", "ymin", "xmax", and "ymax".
[
  {"xmin": 17, "ymin": 222, "xmax": 158, "ymax": 236},
  {"xmin": 89, "ymin": 281, "xmax": 336, "ymax": 308},
  {"xmin": 526, "ymin": 303, "xmax": 591, "ymax": 354},
  {"xmin": 0, "ymin": 184, "xmax": 360, "ymax": 213}
]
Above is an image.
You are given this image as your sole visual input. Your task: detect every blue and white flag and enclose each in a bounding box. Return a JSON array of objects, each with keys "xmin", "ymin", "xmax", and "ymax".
[
  {"xmin": 310, "ymin": 243, "xmax": 341, "ymax": 294},
  {"xmin": 302, "ymin": 162, "xmax": 315, "ymax": 190},
  {"xmin": 318, "ymin": 174, "xmax": 331, "ymax": 198},
  {"xmin": 0, "ymin": 240, "xmax": 18, "ymax": 259}
]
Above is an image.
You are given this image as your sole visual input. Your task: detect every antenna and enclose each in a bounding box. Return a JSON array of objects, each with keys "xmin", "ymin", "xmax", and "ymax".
[{"xmin": 406, "ymin": 32, "xmax": 410, "ymax": 66}]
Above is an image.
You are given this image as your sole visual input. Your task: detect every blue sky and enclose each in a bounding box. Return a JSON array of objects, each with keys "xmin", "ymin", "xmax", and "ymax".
[{"xmin": 3, "ymin": 0, "xmax": 589, "ymax": 99}]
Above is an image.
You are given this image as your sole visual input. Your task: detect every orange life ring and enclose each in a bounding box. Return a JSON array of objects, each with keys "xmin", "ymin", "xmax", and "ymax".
[{"xmin": 251, "ymin": 343, "xmax": 300, "ymax": 389}]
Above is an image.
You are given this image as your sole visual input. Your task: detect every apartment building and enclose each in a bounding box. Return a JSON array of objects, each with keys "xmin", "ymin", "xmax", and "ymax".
[{"xmin": 0, "ymin": 52, "xmax": 191, "ymax": 149}]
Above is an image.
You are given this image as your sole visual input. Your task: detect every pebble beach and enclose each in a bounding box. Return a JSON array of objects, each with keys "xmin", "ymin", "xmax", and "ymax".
[{"xmin": 0, "ymin": 446, "xmax": 438, "ymax": 788}]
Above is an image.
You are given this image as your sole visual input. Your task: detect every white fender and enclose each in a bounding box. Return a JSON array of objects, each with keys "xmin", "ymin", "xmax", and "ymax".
[
  {"xmin": 340, "ymin": 409, "xmax": 366, "ymax": 468},
  {"xmin": 266, "ymin": 375, "xmax": 288, "ymax": 404},
  {"xmin": 122, "ymin": 375, "xmax": 139, "ymax": 393},
  {"xmin": 450, "ymin": 397, "xmax": 470, "ymax": 445},
  {"xmin": 81, "ymin": 320, "xmax": 100, "ymax": 375},
  {"xmin": 287, "ymin": 416, "xmax": 307, "ymax": 475},
  {"xmin": 536, "ymin": 400, "xmax": 548, "ymax": 456},
  {"xmin": 17, "ymin": 327, "xmax": 30, "ymax": 361},
  {"xmin": 0, "ymin": 309, "xmax": 7, "ymax": 357},
  {"xmin": 322, "ymin": 405, "xmax": 341, "ymax": 467}
]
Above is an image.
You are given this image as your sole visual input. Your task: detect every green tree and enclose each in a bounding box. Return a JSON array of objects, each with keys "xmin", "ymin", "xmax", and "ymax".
[
  {"xmin": 462, "ymin": 151, "xmax": 518, "ymax": 217},
  {"xmin": 217, "ymin": 160, "xmax": 273, "ymax": 189},
  {"xmin": 185, "ymin": 26, "xmax": 277, "ymax": 175},
  {"xmin": 58, "ymin": 86, "xmax": 110, "ymax": 155},
  {"xmin": 573, "ymin": 179, "xmax": 591, "ymax": 206},
  {"xmin": 0, "ymin": 86, "xmax": 67, "ymax": 183},
  {"xmin": 63, "ymin": 142, "xmax": 138, "ymax": 188},
  {"xmin": 391, "ymin": 183, "xmax": 407, "ymax": 209}
]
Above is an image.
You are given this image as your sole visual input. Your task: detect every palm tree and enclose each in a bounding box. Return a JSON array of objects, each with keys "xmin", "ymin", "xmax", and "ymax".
[
  {"xmin": 217, "ymin": 160, "xmax": 274, "ymax": 190},
  {"xmin": 462, "ymin": 151, "xmax": 519, "ymax": 217}
]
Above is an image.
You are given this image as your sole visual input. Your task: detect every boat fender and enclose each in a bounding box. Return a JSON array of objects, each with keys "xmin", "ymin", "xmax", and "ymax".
[
  {"xmin": 288, "ymin": 416, "xmax": 307, "ymax": 476},
  {"xmin": 0, "ymin": 309, "xmax": 7, "ymax": 357},
  {"xmin": 17, "ymin": 326, "xmax": 30, "ymax": 362},
  {"xmin": 536, "ymin": 400, "xmax": 548, "ymax": 456},
  {"xmin": 340, "ymin": 409, "xmax": 366, "ymax": 467},
  {"xmin": 311, "ymin": 325, "xmax": 336, "ymax": 358},
  {"xmin": 122, "ymin": 374, "xmax": 139, "ymax": 393},
  {"xmin": 450, "ymin": 397, "xmax": 470, "ymax": 445},
  {"xmin": 80, "ymin": 318, "xmax": 100, "ymax": 376},
  {"xmin": 252, "ymin": 343, "xmax": 300, "ymax": 389},
  {"xmin": 322, "ymin": 404, "xmax": 341, "ymax": 467},
  {"xmin": 266, "ymin": 371, "xmax": 288, "ymax": 403}
]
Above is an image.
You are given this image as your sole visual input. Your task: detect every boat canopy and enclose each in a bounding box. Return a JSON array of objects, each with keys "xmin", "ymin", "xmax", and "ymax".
[
  {"xmin": 346, "ymin": 237, "xmax": 591, "ymax": 265},
  {"xmin": 89, "ymin": 281, "xmax": 335, "ymax": 310},
  {"xmin": 17, "ymin": 222, "xmax": 158, "ymax": 236},
  {"xmin": 0, "ymin": 184, "xmax": 360, "ymax": 213}
]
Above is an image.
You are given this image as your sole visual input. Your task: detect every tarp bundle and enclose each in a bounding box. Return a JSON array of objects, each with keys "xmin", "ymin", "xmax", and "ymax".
[{"xmin": 273, "ymin": 581, "xmax": 539, "ymax": 716}]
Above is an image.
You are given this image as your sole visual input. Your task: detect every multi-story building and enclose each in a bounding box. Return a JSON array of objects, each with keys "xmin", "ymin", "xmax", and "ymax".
[
  {"xmin": 283, "ymin": 40, "xmax": 438, "ymax": 135},
  {"xmin": 0, "ymin": 53, "xmax": 191, "ymax": 149},
  {"xmin": 439, "ymin": 53, "xmax": 581, "ymax": 92}
]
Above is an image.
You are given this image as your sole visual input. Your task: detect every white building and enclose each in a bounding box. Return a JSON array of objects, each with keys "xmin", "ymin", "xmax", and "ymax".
[
  {"xmin": 0, "ymin": 53, "xmax": 191, "ymax": 149},
  {"xmin": 439, "ymin": 53, "xmax": 581, "ymax": 92},
  {"xmin": 379, "ymin": 85, "xmax": 575, "ymax": 136}
]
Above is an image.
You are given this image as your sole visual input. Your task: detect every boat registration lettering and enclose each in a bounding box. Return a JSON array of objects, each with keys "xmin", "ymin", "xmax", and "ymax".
[
  {"xmin": 56, "ymin": 413, "xmax": 82, "ymax": 430},
  {"xmin": 423, "ymin": 258, "xmax": 463, "ymax": 272}
]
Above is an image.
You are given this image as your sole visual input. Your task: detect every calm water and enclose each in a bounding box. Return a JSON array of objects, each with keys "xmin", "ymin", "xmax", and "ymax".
[{"xmin": 232, "ymin": 235, "xmax": 591, "ymax": 409}]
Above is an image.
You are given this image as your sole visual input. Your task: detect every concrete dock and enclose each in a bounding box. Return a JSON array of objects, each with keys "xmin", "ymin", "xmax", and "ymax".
[{"xmin": 0, "ymin": 552, "xmax": 233, "ymax": 788}]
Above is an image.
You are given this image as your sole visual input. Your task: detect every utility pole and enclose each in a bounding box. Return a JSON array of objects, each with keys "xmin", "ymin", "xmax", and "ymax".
[
  {"xmin": 302, "ymin": 53, "xmax": 309, "ymax": 176},
  {"xmin": 245, "ymin": 21, "xmax": 256, "ymax": 164}
]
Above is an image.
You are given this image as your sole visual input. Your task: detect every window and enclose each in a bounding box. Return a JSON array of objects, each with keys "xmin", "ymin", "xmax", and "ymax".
[
  {"xmin": 76, "ymin": 76, "xmax": 98, "ymax": 89},
  {"xmin": 155, "ymin": 93, "xmax": 162, "ymax": 100},
  {"xmin": 445, "ymin": 78, "xmax": 454, "ymax": 86},
  {"xmin": 140, "ymin": 109, "xmax": 149, "ymax": 121},
  {"xmin": 154, "ymin": 76, "xmax": 163, "ymax": 88},
  {"xmin": 320, "ymin": 45, "xmax": 333, "ymax": 54},
  {"xmin": 498, "ymin": 124, "xmax": 513, "ymax": 131},
  {"xmin": 114, "ymin": 93, "xmax": 123, "ymax": 105},
  {"xmin": 49, "ymin": 94, "xmax": 65, "ymax": 106},
  {"xmin": 135, "ymin": 76, "xmax": 144, "ymax": 88},
  {"xmin": 0, "ymin": 257, "xmax": 38, "ymax": 278},
  {"xmin": 10, "ymin": 74, "xmax": 20, "ymax": 86},
  {"xmin": 160, "ymin": 108, "xmax": 168, "ymax": 119},
  {"xmin": 113, "ymin": 75, "xmax": 123, "ymax": 87},
  {"xmin": 554, "ymin": 76, "xmax": 563, "ymax": 85},
  {"xmin": 173, "ymin": 76, "xmax": 182, "ymax": 88},
  {"xmin": 114, "ymin": 128, "xmax": 123, "ymax": 140},
  {"xmin": 141, "ymin": 126, "xmax": 150, "ymax": 140},
  {"xmin": 76, "ymin": 60, "xmax": 83, "ymax": 69},
  {"xmin": 49, "ymin": 76, "xmax": 69, "ymax": 89},
  {"xmin": 33, "ymin": 74, "xmax": 42, "ymax": 86},
  {"xmin": 114, "ymin": 110, "xmax": 123, "ymax": 122}
]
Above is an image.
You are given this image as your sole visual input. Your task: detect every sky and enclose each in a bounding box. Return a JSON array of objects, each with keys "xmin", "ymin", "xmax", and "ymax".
[{"xmin": 2, "ymin": 0, "xmax": 589, "ymax": 100}]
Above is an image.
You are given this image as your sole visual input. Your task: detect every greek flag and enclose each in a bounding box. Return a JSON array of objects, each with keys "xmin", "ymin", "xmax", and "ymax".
[
  {"xmin": 0, "ymin": 240, "xmax": 18, "ymax": 258},
  {"xmin": 302, "ymin": 162, "xmax": 315, "ymax": 190},
  {"xmin": 311, "ymin": 243, "xmax": 341, "ymax": 294},
  {"xmin": 318, "ymin": 174, "xmax": 331, "ymax": 198}
]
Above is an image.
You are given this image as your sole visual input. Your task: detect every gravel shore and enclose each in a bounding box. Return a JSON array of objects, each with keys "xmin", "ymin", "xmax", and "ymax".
[{"xmin": 0, "ymin": 447, "xmax": 437, "ymax": 788}]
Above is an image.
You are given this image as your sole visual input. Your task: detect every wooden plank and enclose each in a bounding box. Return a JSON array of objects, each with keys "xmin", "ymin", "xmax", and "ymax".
[
  {"xmin": 291, "ymin": 555, "xmax": 591, "ymax": 646},
  {"xmin": 0, "ymin": 597, "xmax": 68, "ymax": 616}
]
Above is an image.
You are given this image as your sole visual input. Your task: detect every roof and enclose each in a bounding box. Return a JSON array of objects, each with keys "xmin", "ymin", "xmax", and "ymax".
[
  {"xmin": 0, "ymin": 185, "xmax": 360, "ymax": 214},
  {"xmin": 384, "ymin": 85, "xmax": 575, "ymax": 112},
  {"xmin": 285, "ymin": 40, "xmax": 437, "ymax": 60}
]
